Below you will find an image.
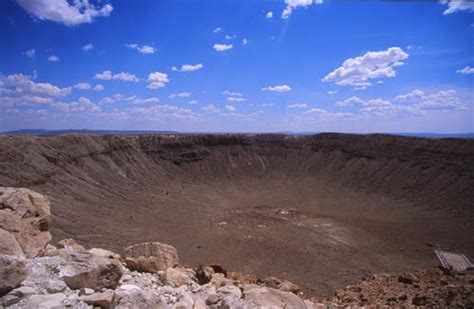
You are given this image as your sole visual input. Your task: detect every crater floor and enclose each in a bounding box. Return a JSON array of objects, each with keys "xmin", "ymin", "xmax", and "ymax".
[{"xmin": 0, "ymin": 133, "xmax": 472, "ymax": 297}]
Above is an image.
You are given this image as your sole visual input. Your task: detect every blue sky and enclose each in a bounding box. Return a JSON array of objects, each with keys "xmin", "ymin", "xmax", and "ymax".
[{"xmin": 0, "ymin": 0, "xmax": 473, "ymax": 133}]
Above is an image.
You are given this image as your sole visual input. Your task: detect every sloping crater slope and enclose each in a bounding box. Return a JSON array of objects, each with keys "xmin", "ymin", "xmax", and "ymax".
[{"xmin": 0, "ymin": 133, "xmax": 473, "ymax": 297}]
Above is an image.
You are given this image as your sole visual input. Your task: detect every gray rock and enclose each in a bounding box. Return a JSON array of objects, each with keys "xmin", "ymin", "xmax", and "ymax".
[
  {"xmin": 114, "ymin": 284, "xmax": 164, "ymax": 308},
  {"xmin": 0, "ymin": 229, "xmax": 23, "ymax": 256},
  {"xmin": 79, "ymin": 289, "xmax": 115, "ymax": 308},
  {"xmin": 244, "ymin": 286, "xmax": 308, "ymax": 308},
  {"xmin": 79, "ymin": 287, "xmax": 95, "ymax": 296},
  {"xmin": 0, "ymin": 255, "xmax": 27, "ymax": 296},
  {"xmin": 122, "ymin": 242, "xmax": 179, "ymax": 273},
  {"xmin": 45, "ymin": 279, "xmax": 67, "ymax": 293},
  {"xmin": 193, "ymin": 298, "xmax": 208, "ymax": 309},
  {"xmin": 22, "ymin": 293, "xmax": 66, "ymax": 308},
  {"xmin": 161, "ymin": 268, "xmax": 194, "ymax": 287},
  {"xmin": 217, "ymin": 285, "xmax": 242, "ymax": 299},
  {"xmin": 59, "ymin": 246, "xmax": 123, "ymax": 291},
  {"xmin": 2, "ymin": 286, "xmax": 36, "ymax": 306}
]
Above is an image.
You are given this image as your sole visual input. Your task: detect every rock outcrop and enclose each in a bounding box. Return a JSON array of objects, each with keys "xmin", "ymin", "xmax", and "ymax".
[
  {"xmin": 122, "ymin": 242, "xmax": 179, "ymax": 273},
  {"xmin": 0, "ymin": 187, "xmax": 52, "ymax": 258},
  {"xmin": 0, "ymin": 255, "xmax": 27, "ymax": 296},
  {"xmin": 0, "ymin": 187, "xmax": 52, "ymax": 296},
  {"xmin": 58, "ymin": 246, "xmax": 123, "ymax": 291}
]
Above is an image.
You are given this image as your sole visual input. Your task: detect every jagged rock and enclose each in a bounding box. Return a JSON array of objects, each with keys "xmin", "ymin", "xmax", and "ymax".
[
  {"xmin": 114, "ymin": 284, "xmax": 163, "ymax": 308},
  {"xmin": 412, "ymin": 294, "xmax": 428, "ymax": 306},
  {"xmin": 205, "ymin": 293, "xmax": 219, "ymax": 305},
  {"xmin": 22, "ymin": 293, "xmax": 67, "ymax": 308},
  {"xmin": 79, "ymin": 289, "xmax": 115, "ymax": 308},
  {"xmin": 57, "ymin": 238, "xmax": 86, "ymax": 252},
  {"xmin": 261, "ymin": 276, "xmax": 300, "ymax": 294},
  {"xmin": 398, "ymin": 273, "xmax": 419, "ymax": 285},
  {"xmin": 0, "ymin": 255, "xmax": 27, "ymax": 296},
  {"xmin": 45, "ymin": 279, "xmax": 67, "ymax": 293},
  {"xmin": 79, "ymin": 287, "xmax": 95, "ymax": 296},
  {"xmin": 227, "ymin": 271, "xmax": 258, "ymax": 284},
  {"xmin": 217, "ymin": 284, "xmax": 242, "ymax": 299},
  {"xmin": 59, "ymin": 246, "xmax": 123, "ymax": 290},
  {"xmin": 0, "ymin": 187, "xmax": 52, "ymax": 258},
  {"xmin": 0, "ymin": 229, "xmax": 23, "ymax": 256},
  {"xmin": 2, "ymin": 286, "xmax": 36, "ymax": 306},
  {"xmin": 161, "ymin": 267, "xmax": 194, "ymax": 287},
  {"xmin": 193, "ymin": 298, "xmax": 208, "ymax": 309},
  {"xmin": 195, "ymin": 265, "xmax": 212, "ymax": 285},
  {"xmin": 122, "ymin": 242, "xmax": 179, "ymax": 273},
  {"xmin": 41, "ymin": 244, "xmax": 59, "ymax": 257},
  {"xmin": 210, "ymin": 273, "xmax": 228, "ymax": 288},
  {"xmin": 243, "ymin": 286, "xmax": 308, "ymax": 308}
]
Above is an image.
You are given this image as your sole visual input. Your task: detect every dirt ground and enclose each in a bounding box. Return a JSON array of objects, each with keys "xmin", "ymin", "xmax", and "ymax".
[{"xmin": 0, "ymin": 133, "xmax": 473, "ymax": 298}]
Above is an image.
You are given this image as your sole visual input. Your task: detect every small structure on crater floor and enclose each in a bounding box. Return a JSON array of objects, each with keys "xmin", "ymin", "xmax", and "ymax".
[{"xmin": 435, "ymin": 249, "xmax": 474, "ymax": 273}]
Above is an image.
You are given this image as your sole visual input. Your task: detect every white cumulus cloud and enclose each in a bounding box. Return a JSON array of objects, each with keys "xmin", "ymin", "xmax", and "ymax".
[
  {"xmin": 147, "ymin": 71, "xmax": 169, "ymax": 89},
  {"xmin": 225, "ymin": 105, "xmax": 237, "ymax": 111},
  {"xmin": 74, "ymin": 82, "xmax": 104, "ymax": 91},
  {"xmin": 1, "ymin": 73, "xmax": 71, "ymax": 97},
  {"xmin": 441, "ymin": 0, "xmax": 474, "ymax": 15},
  {"xmin": 54, "ymin": 96, "xmax": 101, "ymax": 112},
  {"xmin": 266, "ymin": 11, "xmax": 273, "ymax": 19},
  {"xmin": 456, "ymin": 66, "xmax": 474, "ymax": 74},
  {"xmin": 48, "ymin": 55, "xmax": 59, "ymax": 62},
  {"xmin": 322, "ymin": 47, "xmax": 409, "ymax": 90},
  {"xmin": 282, "ymin": 0, "xmax": 323, "ymax": 19},
  {"xmin": 16, "ymin": 0, "xmax": 113, "ymax": 26}
]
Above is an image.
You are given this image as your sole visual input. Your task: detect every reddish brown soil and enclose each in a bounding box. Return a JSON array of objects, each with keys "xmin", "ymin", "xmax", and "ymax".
[
  {"xmin": 319, "ymin": 267, "xmax": 474, "ymax": 307},
  {"xmin": 0, "ymin": 133, "xmax": 473, "ymax": 297}
]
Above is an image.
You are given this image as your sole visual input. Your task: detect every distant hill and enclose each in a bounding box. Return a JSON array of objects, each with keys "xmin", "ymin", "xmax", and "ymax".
[
  {"xmin": 1, "ymin": 129, "xmax": 473, "ymax": 139},
  {"xmin": 0, "ymin": 129, "xmax": 180, "ymax": 136}
]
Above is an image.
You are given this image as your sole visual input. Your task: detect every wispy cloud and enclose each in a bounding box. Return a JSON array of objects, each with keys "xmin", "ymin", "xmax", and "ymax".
[
  {"xmin": 125, "ymin": 43, "xmax": 156, "ymax": 54},
  {"xmin": 48, "ymin": 55, "xmax": 60, "ymax": 62},
  {"xmin": 456, "ymin": 66, "xmax": 474, "ymax": 74},
  {"xmin": 23, "ymin": 49, "xmax": 35, "ymax": 57},
  {"xmin": 262, "ymin": 85, "xmax": 292, "ymax": 92},
  {"xmin": 213, "ymin": 43, "xmax": 233, "ymax": 52},
  {"xmin": 172, "ymin": 64, "xmax": 203, "ymax": 72},
  {"xmin": 94, "ymin": 70, "xmax": 139, "ymax": 82},
  {"xmin": 169, "ymin": 92, "xmax": 191, "ymax": 99},
  {"xmin": 82, "ymin": 43, "xmax": 94, "ymax": 52}
]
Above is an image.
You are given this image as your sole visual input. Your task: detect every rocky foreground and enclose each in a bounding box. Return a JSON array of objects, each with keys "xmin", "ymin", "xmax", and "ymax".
[
  {"xmin": 0, "ymin": 187, "xmax": 315, "ymax": 308},
  {"xmin": 1, "ymin": 187, "xmax": 473, "ymax": 308}
]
